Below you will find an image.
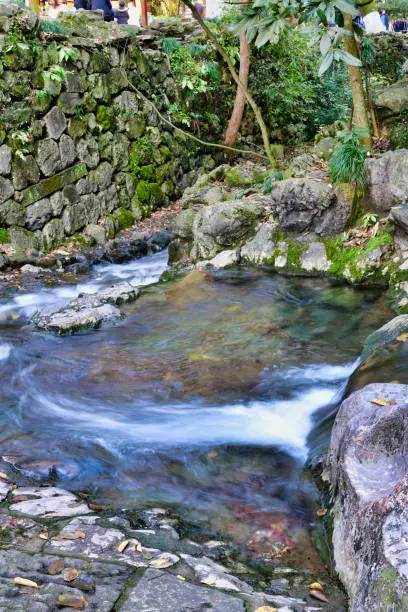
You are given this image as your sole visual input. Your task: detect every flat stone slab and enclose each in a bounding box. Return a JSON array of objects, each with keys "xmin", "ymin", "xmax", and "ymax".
[
  {"xmin": 181, "ymin": 553, "xmax": 253, "ymax": 593},
  {"xmin": 119, "ymin": 568, "xmax": 246, "ymax": 611},
  {"xmin": 0, "ymin": 481, "xmax": 10, "ymax": 501},
  {"xmin": 46, "ymin": 516, "xmax": 179, "ymax": 569},
  {"xmin": 32, "ymin": 282, "xmax": 141, "ymax": 334},
  {"xmin": 0, "ymin": 549, "xmax": 131, "ymax": 612},
  {"xmin": 10, "ymin": 487, "xmax": 92, "ymax": 518}
]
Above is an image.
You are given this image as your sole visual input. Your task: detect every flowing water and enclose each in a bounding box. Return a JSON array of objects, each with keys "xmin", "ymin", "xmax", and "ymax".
[{"xmin": 0, "ymin": 250, "xmax": 400, "ymax": 579}]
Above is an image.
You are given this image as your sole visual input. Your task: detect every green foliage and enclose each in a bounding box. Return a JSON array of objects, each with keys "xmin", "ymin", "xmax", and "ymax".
[
  {"xmin": 0, "ymin": 229, "xmax": 9, "ymax": 243},
  {"xmin": 250, "ymin": 29, "xmax": 351, "ymax": 142},
  {"xmin": 330, "ymin": 128, "xmax": 369, "ymax": 196},
  {"xmin": 263, "ymin": 171, "xmax": 284, "ymax": 193},
  {"xmin": 38, "ymin": 19, "xmax": 68, "ymax": 35},
  {"xmin": 161, "ymin": 37, "xmax": 180, "ymax": 54},
  {"xmin": 361, "ymin": 212, "xmax": 378, "ymax": 228}
]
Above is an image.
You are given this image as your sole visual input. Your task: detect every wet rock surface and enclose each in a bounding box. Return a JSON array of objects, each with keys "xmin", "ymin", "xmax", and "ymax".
[
  {"xmin": 31, "ymin": 281, "xmax": 141, "ymax": 334},
  {"xmin": 326, "ymin": 383, "xmax": 408, "ymax": 611},
  {"xmin": 0, "ymin": 481, "xmax": 342, "ymax": 611}
]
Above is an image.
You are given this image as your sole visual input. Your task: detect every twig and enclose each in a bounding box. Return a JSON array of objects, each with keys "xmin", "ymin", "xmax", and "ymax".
[{"xmin": 125, "ymin": 79, "xmax": 270, "ymax": 162}]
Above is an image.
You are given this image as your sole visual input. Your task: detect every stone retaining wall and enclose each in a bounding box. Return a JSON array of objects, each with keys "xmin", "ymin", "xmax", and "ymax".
[{"xmin": 0, "ymin": 2, "xmax": 198, "ymax": 265}]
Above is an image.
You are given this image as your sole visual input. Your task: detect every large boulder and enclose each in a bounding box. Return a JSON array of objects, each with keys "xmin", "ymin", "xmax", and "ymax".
[
  {"xmin": 364, "ymin": 150, "xmax": 408, "ymax": 212},
  {"xmin": 191, "ymin": 199, "xmax": 265, "ymax": 260},
  {"xmin": 268, "ymin": 178, "xmax": 350, "ymax": 235},
  {"xmin": 374, "ymin": 81, "xmax": 408, "ymax": 122},
  {"xmin": 326, "ymin": 382, "xmax": 408, "ymax": 611}
]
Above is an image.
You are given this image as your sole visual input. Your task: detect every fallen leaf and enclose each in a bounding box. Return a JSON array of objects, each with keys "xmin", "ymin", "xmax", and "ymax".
[
  {"xmin": 177, "ymin": 575, "xmax": 186, "ymax": 581},
  {"xmin": 39, "ymin": 532, "xmax": 49, "ymax": 540},
  {"xmin": 255, "ymin": 607, "xmax": 278, "ymax": 612},
  {"xmin": 48, "ymin": 559, "xmax": 64, "ymax": 575},
  {"xmin": 88, "ymin": 503, "xmax": 106, "ymax": 511},
  {"xmin": 309, "ymin": 582, "xmax": 324, "ymax": 592},
  {"xmin": 397, "ymin": 333, "xmax": 408, "ymax": 342},
  {"xmin": 0, "ymin": 472, "xmax": 8, "ymax": 480},
  {"xmin": 13, "ymin": 577, "xmax": 39, "ymax": 588},
  {"xmin": 116, "ymin": 540, "xmax": 130, "ymax": 553},
  {"xmin": 370, "ymin": 398, "xmax": 389, "ymax": 406},
  {"xmin": 11, "ymin": 495, "xmax": 30, "ymax": 503},
  {"xmin": 316, "ymin": 508, "xmax": 327, "ymax": 517},
  {"xmin": 143, "ymin": 551, "xmax": 153, "ymax": 560},
  {"xmin": 310, "ymin": 588, "xmax": 329, "ymax": 603},
  {"xmin": 45, "ymin": 513, "xmax": 57, "ymax": 519},
  {"xmin": 63, "ymin": 568, "xmax": 79, "ymax": 582},
  {"xmin": 149, "ymin": 557, "xmax": 172, "ymax": 568},
  {"xmin": 201, "ymin": 576, "xmax": 217, "ymax": 585},
  {"xmin": 56, "ymin": 594, "xmax": 88, "ymax": 609},
  {"xmin": 136, "ymin": 542, "xmax": 143, "ymax": 553},
  {"xmin": 53, "ymin": 530, "xmax": 86, "ymax": 541}
]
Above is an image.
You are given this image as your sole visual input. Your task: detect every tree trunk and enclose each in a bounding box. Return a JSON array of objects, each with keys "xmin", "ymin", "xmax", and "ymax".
[
  {"xmin": 182, "ymin": 0, "xmax": 276, "ymax": 166},
  {"xmin": 223, "ymin": 34, "xmax": 250, "ymax": 148},
  {"xmin": 343, "ymin": 13, "xmax": 371, "ymax": 146}
]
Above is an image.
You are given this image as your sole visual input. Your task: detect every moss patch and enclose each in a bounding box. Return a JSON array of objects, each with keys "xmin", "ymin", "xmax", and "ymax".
[{"xmin": 0, "ymin": 228, "xmax": 9, "ymax": 243}]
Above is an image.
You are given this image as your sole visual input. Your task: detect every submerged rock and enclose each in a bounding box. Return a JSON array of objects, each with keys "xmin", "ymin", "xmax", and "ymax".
[{"xmin": 326, "ymin": 383, "xmax": 408, "ymax": 611}]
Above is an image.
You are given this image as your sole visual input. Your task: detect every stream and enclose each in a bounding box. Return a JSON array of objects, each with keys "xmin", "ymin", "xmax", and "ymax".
[{"xmin": 0, "ymin": 249, "xmax": 399, "ymax": 587}]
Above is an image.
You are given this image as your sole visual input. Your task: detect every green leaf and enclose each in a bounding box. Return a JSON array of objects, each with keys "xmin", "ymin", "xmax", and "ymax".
[
  {"xmin": 319, "ymin": 50, "xmax": 334, "ymax": 75},
  {"xmin": 333, "ymin": 0, "xmax": 359, "ymax": 16},
  {"xmin": 320, "ymin": 32, "xmax": 332, "ymax": 56},
  {"xmin": 336, "ymin": 49, "xmax": 362, "ymax": 66},
  {"xmin": 326, "ymin": 4, "xmax": 335, "ymax": 23}
]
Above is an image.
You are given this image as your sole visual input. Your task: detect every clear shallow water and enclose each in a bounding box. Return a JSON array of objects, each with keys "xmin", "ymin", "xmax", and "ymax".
[{"xmin": 0, "ymin": 252, "xmax": 396, "ymax": 567}]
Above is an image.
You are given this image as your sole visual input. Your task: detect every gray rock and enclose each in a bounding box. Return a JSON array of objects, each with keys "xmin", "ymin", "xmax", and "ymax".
[
  {"xmin": 10, "ymin": 486, "xmax": 92, "ymax": 517},
  {"xmin": 36, "ymin": 138, "xmax": 61, "ymax": 177},
  {"xmin": 314, "ymin": 136, "xmax": 336, "ymax": 160},
  {"xmin": 204, "ymin": 249, "xmax": 239, "ymax": 269},
  {"xmin": 84, "ymin": 223, "xmax": 106, "ymax": 245},
  {"xmin": 59, "ymin": 134, "xmax": 77, "ymax": 169},
  {"xmin": 58, "ymin": 92, "xmax": 82, "ymax": 115},
  {"xmin": 286, "ymin": 153, "xmax": 315, "ymax": 178},
  {"xmin": 0, "ymin": 549, "xmax": 131, "ymax": 612},
  {"xmin": 32, "ymin": 282, "xmax": 140, "ymax": 334},
  {"xmin": 192, "ymin": 199, "xmax": 265, "ymax": 260},
  {"xmin": 20, "ymin": 264, "xmax": 46, "ymax": 275},
  {"xmin": 46, "ymin": 515, "xmax": 178, "ymax": 569},
  {"xmin": 119, "ymin": 568, "xmax": 245, "ymax": 611},
  {"xmin": 326, "ymin": 383, "xmax": 408, "ymax": 611},
  {"xmin": 12, "ymin": 154, "xmax": 40, "ymax": 191},
  {"xmin": 33, "ymin": 302, "xmax": 121, "ymax": 334},
  {"xmin": 240, "ymin": 222, "xmax": 277, "ymax": 265},
  {"xmin": 391, "ymin": 204, "xmax": 408, "ymax": 233},
  {"xmin": 0, "ymin": 200, "xmax": 26, "ymax": 226},
  {"xmin": 171, "ymin": 209, "xmax": 196, "ymax": 240},
  {"xmin": 64, "ymin": 71, "xmax": 84, "ymax": 93},
  {"xmin": 44, "ymin": 106, "xmax": 67, "ymax": 140},
  {"xmin": 268, "ymin": 178, "xmax": 347, "ymax": 236},
  {"xmin": 25, "ymin": 198, "xmax": 53, "ymax": 231},
  {"xmin": 181, "ymin": 553, "xmax": 253, "ymax": 593},
  {"xmin": 0, "ymin": 177, "xmax": 14, "ymax": 205},
  {"xmin": 361, "ymin": 314, "xmax": 408, "ymax": 360},
  {"xmin": 77, "ymin": 136, "xmax": 100, "ymax": 169},
  {"xmin": 50, "ymin": 191, "xmax": 64, "ymax": 216},
  {"xmin": 0, "ymin": 145, "xmax": 12, "ymax": 176},
  {"xmin": 42, "ymin": 218, "xmax": 65, "ymax": 250},
  {"xmin": 0, "ymin": 482, "xmax": 10, "ymax": 501},
  {"xmin": 89, "ymin": 161, "xmax": 113, "ymax": 190},
  {"xmin": 365, "ymin": 150, "xmax": 408, "ymax": 212},
  {"xmin": 300, "ymin": 242, "xmax": 330, "ymax": 273}
]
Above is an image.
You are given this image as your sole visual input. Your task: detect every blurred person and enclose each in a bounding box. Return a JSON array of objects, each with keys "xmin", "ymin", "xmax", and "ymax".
[{"xmin": 115, "ymin": 0, "xmax": 129, "ymax": 23}]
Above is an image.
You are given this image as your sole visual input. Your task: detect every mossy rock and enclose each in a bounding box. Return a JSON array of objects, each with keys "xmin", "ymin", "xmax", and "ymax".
[
  {"xmin": 129, "ymin": 137, "xmax": 154, "ymax": 168},
  {"xmin": 113, "ymin": 207, "xmax": 135, "ymax": 230},
  {"xmin": 136, "ymin": 180, "xmax": 150, "ymax": 203},
  {"xmin": 224, "ymin": 169, "xmax": 253, "ymax": 188},
  {"xmin": 96, "ymin": 105, "xmax": 116, "ymax": 131},
  {"xmin": 140, "ymin": 165, "xmax": 155, "ymax": 181}
]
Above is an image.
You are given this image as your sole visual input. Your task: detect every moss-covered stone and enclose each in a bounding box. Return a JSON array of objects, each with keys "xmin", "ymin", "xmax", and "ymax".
[
  {"xmin": 18, "ymin": 163, "xmax": 87, "ymax": 206},
  {"xmin": 140, "ymin": 165, "xmax": 155, "ymax": 181},
  {"xmin": 129, "ymin": 136, "xmax": 154, "ymax": 168},
  {"xmin": 136, "ymin": 180, "xmax": 150, "ymax": 203},
  {"xmin": 96, "ymin": 105, "xmax": 115, "ymax": 131},
  {"xmin": 113, "ymin": 207, "xmax": 134, "ymax": 229}
]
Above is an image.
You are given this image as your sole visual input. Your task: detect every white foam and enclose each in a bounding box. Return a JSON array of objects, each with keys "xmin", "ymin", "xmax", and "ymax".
[
  {"xmin": 0, "ymin": 249, "xmax": 168, "ymax": 319},
  {"xmin": 283, "ymin": 362, "xmax": 357, "ymax": 382},
  {"xmin": 0, "ymin": 343, "xmax": 11, "ymax": 361},
  {"xmin": 25, "ymin": 386, "xmax": 335, "ymax": 459}
]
